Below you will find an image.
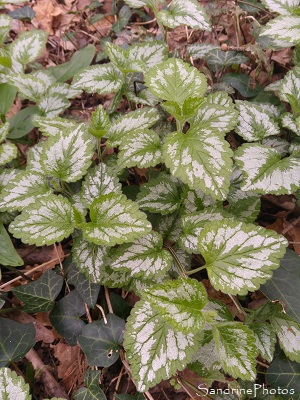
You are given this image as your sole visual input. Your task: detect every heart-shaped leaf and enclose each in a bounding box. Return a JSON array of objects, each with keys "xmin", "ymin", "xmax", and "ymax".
[
  {"xmin": 13, "ymin": 269, "xmax": 63, "ymax": 313},
  {"xmin": 0, "ymin": 319, "xmax": 35, "ymax": 366},
  {"xmin": 198, "ymin": 219, "xmax": 288, "ymax": 295},
  {"xmin": 78, "ymin": 314, "xmax": 125, "ymax": 367}
]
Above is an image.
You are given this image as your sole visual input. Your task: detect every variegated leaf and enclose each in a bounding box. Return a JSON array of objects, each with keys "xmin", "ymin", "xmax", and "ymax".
[
  {"xmin": 143, "ymin": 278, "xmax": 207, "ymax": 334},
  {"xmin": 117, "ymin": 129, "xmax": 162, "ymax": 168},
  {"xmin": 0, "ymin": 142, "xmax": 18, "ymax": 166},
  {"xmin": 281, "ymin": 113, "xmax": 300, "ymax": 136},
  {"xmin": 0, "ymin": 368, "xmax": 31, "ymax": 400},
  {"xmin": 0, "ymin": 122, "xmax": 9, "ymax": 143},
  {"xmin": 260, "ymin": 15, "xmax": 300, "ymax": 46},
  {"xmin": 261, "ymin": 136, "xmax": 289, "ymax": 156},
  {"xmin": 0, "ymin": 169, "xmax": 18, "ymax": 189},
  {"xmin": 33, "ymin": 116, "xmax": 78, "ymax": 137},
  {"xmin": 30, "ymin": 70, "xmax": 56, "ymax": 87},
  {"xmin": 80, "ymin": 163, "xmax": 122, "ymax": 208},
  {"xmin": 158, "ymin": 0, "xmax": 211, "ymax": 30},
  {"xmin": 212, "ymin": 322, "xmax": 258, "ymax": 381},
  {"xmin": 179, "ymin": 208, "xmax": 230, "ymax": 254},
  {"xmin": 226, "ymin": 189, "xmax": 261, "ymax": 223},
  {"xmin": 37, "ymin": 93, "xmax": 70, "ymax": 118},
  {"xmin": 156, "ymin": 213, "xmax": 182, "ymax": 243},
  {"xmin": 72, "ymin": 236, "xmax": 109, "ymax": 283},
  {"xmin": 0, "ymin": 15, "xmax": 12, "ymax": 44},
  {"xmin": 0, "ymin": 171, "xmax": 52, "ymax": 212},
  {"xmin": 106, "ymin": 42, "xmax": 145, "ymax": 73},
  {"xmin": 235, "ymin": 144, "xmax": 300, "ymax": 194},
  {"xmin": 46, "ymin": 83, "xmax": 81, "ymax": 99},
  {"xmin": 205, "ymin": 50, "xmax": 249, "ymax": 69},
  {"xmin": 162, "ymin": 97, "xmax": 204, "ymax": 122},
  {"xmin": 145, "ymin": 58, "xmax": 207, "ymax": 104},
  {"xmin": 278, "ymin": 65, "xmax": 300, "ymax": 113},
  {"xmin": 191, "ymin": 331, "xmax": 221, "ymax": 371},
  {"xmin": 202, "ymin": 299, "xmax": 233, "ymax": 328},
  {"xmin": 6, "ymin": 74, "xmax": 47, "ymax": 102},
  {"xmin": 124, "ymin": 0, "xmax": 154, "ymax": 7},
  {"xmin": 9, "ymin": 195, "xmax": 75, "ymax": 246},
  {"xmin": 198, "ymin": 219, "xmax": 288, "ymax": 295},
  {"xmin": 169, "ymin": 245, "xmax": 192, "ymax": 276},
  {"xmin": 249, "ymin": 323, "xmax": 276, "ymax": 362},
  {"xmin": 235, "ymin": 101, "xmax": 280, "ymax": 141},
  {"xmin": 110, "ymin": 231, "xmax": 172, "ymax": 279},
  {"xmin": 192, "ymin": 94, "xmax": 237, "ymax": 134},
  {"xmin": 270, "ymin": 316, "xmax": 300, "ymax": 362},
  {"xmin": 136, "ymin": 173, "xmax": 181, "ymax": 215},
  {"xmin": 72, "ymin": 64, "xmax": 124, "ymax": 95},
  {"xmin": 26, "ymin": 142, "xmax": 45, "ymax": 172},
  {"xmin": 261, "ymin": 0, "xmax": 299, "ymax": 14},
  {"xmin": 163, "ymin": 127, "xmax": 233, "ymax": 200},
  {"xmin": 88, "ymin": 105, "xmax": 111, "ymax": 139},
  {"xmin": 41, "ymin": 124, "xmax": 94, "ymax": 182},
  {"xmin": 127, "ymin": 41, "xmax": 168, "ymax": 71},
  {"xmin": 123, "ymin": 298, "xmax": 200, "ymax": 392},
  {"xmin": 181, "ymin": 187, "xmax": 217, "ymax": 214},
  {"xmin": 187, "ymin": 43, "xmax": 221, "ymax": 59},
  {"xmin": 82, "ymin": 193, "xmax": 152, "ymax": 246},
  {"xmin": 106, "ymin": 108, "xmax": 160, "ymax": 147},
  {"xmin": 9, "ymin": 30, "xmax": 48, "ymax": 66}
]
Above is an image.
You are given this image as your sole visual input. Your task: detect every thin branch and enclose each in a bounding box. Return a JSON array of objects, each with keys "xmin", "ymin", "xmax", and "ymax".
[
  {"xmin": 25, "ymin": 348, "xmax": 70, "ymax": 399},
  {"xmin": 105, "ymin": 286, "xmax": 114, "ymax": 314},
  {"xmin": 96, "ymin": 304, "xmax": 108, "ymax": 324},
  {"xmin": 0, "ymin": 255, "xmax": 70, "ymax": 290}
]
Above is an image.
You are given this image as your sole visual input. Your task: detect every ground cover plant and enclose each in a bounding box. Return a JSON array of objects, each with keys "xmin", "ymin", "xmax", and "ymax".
[{"xmin": 0, "ymin": 0, "xmax": 300, "ymax": 398}]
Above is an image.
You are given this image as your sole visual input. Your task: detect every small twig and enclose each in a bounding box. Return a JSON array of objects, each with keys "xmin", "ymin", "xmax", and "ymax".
[
  {"xmin": 54, "ymin": 243, "xmax": 70, "ymax": 293},
  {"xmin": 113, "ymin": 365, "xmax": 125, "ymax": 400},
  {"xmin": 0, "ymin": 255, "xmax": 70, "ymax": 290},
  {"xmin": 133, "ymin": 17, "xmax": 157, "ymax": 26},
  {"xmin": 105, "ymin": 286, "xmax": 114, "ymax": 313},
  {"xmin": 237, "ymin": 0, "xmax": 273, "ymax": 15},
  {"xmin": 85, "ymin": 303, "xmax": 92, "ymax": 323},
  {"xmin": 173, "ymin": 374, "xmax": 199, "ymax": 399},
  {"xmin": 96, "ymin": 304, "xmax": 107, "ymax": 324},
  {"xmin": 228, "ymin": 294, "xmax": 247, "ymax": 317},
  {"xmin": 25, "ymin": 348, "xmax": 70, "ymax": 399},
  {"xmin": 257, "ymin": 359, "xmax": 269, "ymax": 368},
  {"xmin": 282, "ymin": 216, "xmax": 300, "ymax": 235}
]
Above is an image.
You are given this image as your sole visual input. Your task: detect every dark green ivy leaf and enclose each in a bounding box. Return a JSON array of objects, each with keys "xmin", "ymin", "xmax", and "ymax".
[
  {"xmin": 261, "ymin": 249, "xmax": 300, "ymax": 324},
  {"xmin": 49, "ymin": 290, "xmax": 86, "ymax": 346},
  {"xmin": 8, "ymin": 6, "xmax": 35, "ymax": 20},
  {"xmin": 74, "ymin": 370, "xmax": 106, "ymax": 400},
  {"xmin": 67, "ymin": 263, "xmax": 100, "ymax": 308},
  {"xmin": 13, "ymin": 269, "xmax": 63, "ymax": 313},
  {"xmin": 0, "ymin": 222, "xmax": 23, "ymax": 267},
  {"xmin": 0, "ymin": 319, "xmax": 35, "ymax": 367},
  {"xmin": 78, "ymin": 314, "xmax": 125, "ymax": 367}
]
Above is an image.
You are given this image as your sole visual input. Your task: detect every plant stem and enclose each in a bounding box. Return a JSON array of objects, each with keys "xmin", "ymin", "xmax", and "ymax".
[
  {"xmin": 186, "ymin": 265, "xmax": 207, "ymax": 275},
  {"xmin": 166, "ymin": 246, "xmax": 188, "ymax": 277},
  {"xmin": 175, "ymin": 118, "xmax": 183, "ymax": 132}
]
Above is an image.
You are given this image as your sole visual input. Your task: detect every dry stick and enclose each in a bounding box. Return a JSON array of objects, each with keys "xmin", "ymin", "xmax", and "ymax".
[
  {"xmin": 85, "ymin": 303, "xmax": 92, "ymax": 323},
  {"xmin": 113, "ymin": 365, "xmax": 125, "ymax": 400},
  {"xmin": 173, "ymin": 375, "xmax": 197, "ymax": 399},
  {"xmin": 0, "ymin": 255, "xmax": 70, "ymax": 290},
  {"xmin": 282, "ymin": 216, "xmax": 300, "ymax": 235},
  {"xmin": 25, "ymin": 348, "xmax": 70, "ymax": 400},
  {"xmin": 96, "ymin": 304, "xmax": 108, "ymax": 324},
  {"xmin": 132, "ymin": 17, "xmax": 157, "ymax": 26},
  {"xmin": 105, "ymin": 286, "xmax": 114, "ymax": 313}
]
